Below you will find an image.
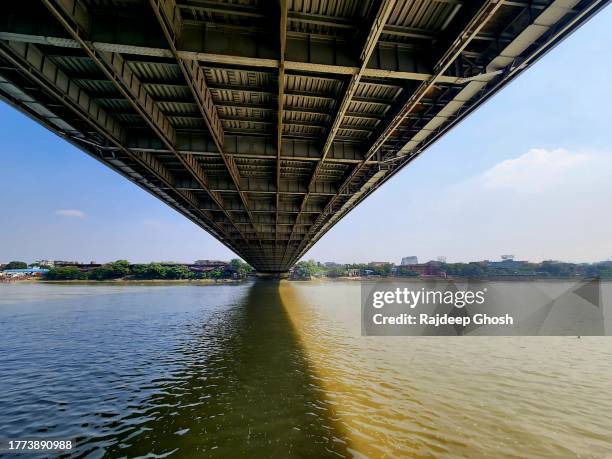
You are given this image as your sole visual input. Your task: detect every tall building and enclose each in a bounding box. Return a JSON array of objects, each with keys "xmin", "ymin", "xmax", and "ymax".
[
  {"xmin": 34, "ymin": 259, "xmax": 54, "ymax": 267},
  {"xmin": 401, "ymin": 256, "xmax": 418, "ymax": 266}
]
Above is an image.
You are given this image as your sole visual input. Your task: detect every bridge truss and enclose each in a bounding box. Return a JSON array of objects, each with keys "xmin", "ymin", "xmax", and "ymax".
[{"xmin": 0, "ymin": 0, "xmax": 607, "ymax": 272}]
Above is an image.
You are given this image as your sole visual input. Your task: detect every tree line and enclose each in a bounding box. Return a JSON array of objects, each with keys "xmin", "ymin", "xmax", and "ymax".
[
  {"xmin": 43, "ymin": 259, "xmax": 252, "ymax": 280},
  {"xmin": 290, "ymin": 260, "xmax": 612, "ymax": 280},
  {"xmin": 292, "ymin": 261, "xmax": 418, "ymax": 279},
  {"xmin": 4, "ymin": 258, "xmax": 612, "ymax": 280},
  {"xmin": 439, "ymin": 261, "xmax": 612, "ymax": 278}
]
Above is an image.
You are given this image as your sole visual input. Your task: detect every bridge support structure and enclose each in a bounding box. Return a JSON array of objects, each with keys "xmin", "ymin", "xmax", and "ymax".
[
  {"xmin": 0, "ymin": 0, "xmax": 606, "ymax": 270},
  {"xmin": 255, "ymin": 272, "xmax": 290, "ymax": 280}
]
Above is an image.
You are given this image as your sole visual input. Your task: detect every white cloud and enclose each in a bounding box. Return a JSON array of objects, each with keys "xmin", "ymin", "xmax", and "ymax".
[
  {"xmin": 55, "ymin": 209, "xmax": 85, "ymax": 218},
  {"xmin": 306, "ymin": 147, "xmax": 612, "ymax": 264},
  {"xmin": 432, "ymin": 147, "xmax": 612, "ymax": 261},
  {"xmin": 480, "ymin": 148, "xmax": 594, "ymax": 193}
]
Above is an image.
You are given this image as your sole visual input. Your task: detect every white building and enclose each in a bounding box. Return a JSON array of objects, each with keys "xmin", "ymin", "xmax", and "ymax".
[
  {"xmin": 34, "ymin": 259, "xmax": 55, "ymax": 267},
  {"xmin": 400, "ymin": 256, "xmax": 418, "ymax": 265}
]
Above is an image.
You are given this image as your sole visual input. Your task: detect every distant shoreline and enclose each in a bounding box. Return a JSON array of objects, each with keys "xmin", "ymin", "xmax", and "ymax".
[
  {"xmin": 1, "ymin": 278, "xmax": 247, "ymax": 285},
  {"xmin": 290, "ymin": 275, "xmax": 608, "ymax": 282},
  {"xmin": 2, "ymin": 276, "xmax": 608, "ymax": 285}
]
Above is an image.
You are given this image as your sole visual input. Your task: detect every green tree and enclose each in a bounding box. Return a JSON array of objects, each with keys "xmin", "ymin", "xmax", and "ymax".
[
  {"xmin": 368, "ymin": 263, "xmax": 393, "ymax": 277},
  {"xmin": 326, "ymin": 266, "xmax": 346, "ymax": 278},
  {"xmin": 449, "ymin": 263, "xmax": 485, "ymax": 277},
  {"xmin": 110, "ymin": 260, "xmax": 130, "ymax": 277},
  {"xmin": 227, "ymin": 259, "xmax": 252, "ymax": 278},
  {"xmin": 132, "ymin": 263, "xmax": 167, "ymax": 279},
  {"xmin": 584, "ymin": 264, "xmax": 612, "ymax": 278},
  {"xmin": 45, "ymin": 266, "xmax": 88, "ymax": 280},
  {"xmin": 539, "ymin": 262, "xmax": 576, "ymax": 277},
  {"xmin": 164, "ymin": 265, "xmax": 193, "ymax": 279},
  {"xmin": 89, "ymin": 260, "xmax": 131, "ymax": 280},
  {"xmin": 293, "ymin": 260, "xmax": 322, "ymax": 279},
  {"xmin": 4, "ymin": 261, "xmax": 27, "ymax": 270},
  {"xmin": 396, "ymin": 266, "xmax": 419, "ymax": 277},
  {"xmin": 209, "ymin": 267, "xmax": 224, "ymax": 279}
]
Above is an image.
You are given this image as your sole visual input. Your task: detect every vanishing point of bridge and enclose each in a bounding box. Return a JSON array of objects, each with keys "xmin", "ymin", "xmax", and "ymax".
[{"xmin": 0, "ymin": 0, "xmax": 606, "ymax": 273}]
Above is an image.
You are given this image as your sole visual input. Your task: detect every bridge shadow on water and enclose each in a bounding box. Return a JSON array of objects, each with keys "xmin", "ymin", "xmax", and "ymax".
[{"xmin": 105, "ymin": 280, "xmax": 350, "ymax": 458}]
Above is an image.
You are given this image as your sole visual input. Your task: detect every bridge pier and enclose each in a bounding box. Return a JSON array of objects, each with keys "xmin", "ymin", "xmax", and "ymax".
[{"xmin": 255, "ymin": 272, "xmax": 289, "ymax": 280}]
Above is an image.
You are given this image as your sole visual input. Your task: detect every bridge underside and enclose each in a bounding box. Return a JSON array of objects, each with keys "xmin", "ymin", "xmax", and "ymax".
[{"xmin": 0, "ymin": 0, "xmax": 605, "ymax": 272}]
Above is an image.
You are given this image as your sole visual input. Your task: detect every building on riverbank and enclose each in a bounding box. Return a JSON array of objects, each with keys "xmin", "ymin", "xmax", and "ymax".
[
  {"xmin": 0, "ymin": 267, "xmax": 49, "ymax": 280},
  {"xmin": 399, "ymin": 262, "xmax": 446, "ymax": 278},
  {"xmin": 400, "ymin": 256, "xmax": 418, "ymax": 265}
]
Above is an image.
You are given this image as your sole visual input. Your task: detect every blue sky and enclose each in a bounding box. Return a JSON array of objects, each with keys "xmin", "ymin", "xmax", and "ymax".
[{"xmin": 1, "ymin": 7, "xmax": 611, "ymax": 265}]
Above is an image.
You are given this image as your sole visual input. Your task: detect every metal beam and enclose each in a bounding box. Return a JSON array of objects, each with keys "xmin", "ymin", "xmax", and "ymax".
[
  {"xmin": 175, "ymin": 2, "xmax": 450, "ymax": 40},
  {"xmin": 126, "ymin": 134, "xmax": 375, "ymax": 164},
  {"xmin": 276, "ymin": 0, "xmax": 288, "ymax": 248},
  {"xmin": 173, "ymin": 177, "xmax": 343, "ymax": 195},
  {"xmin": 0, "ymin": 38, "xmax": 249, "ymax": 257},
  {"xmin": 41, "ymin": 0, "xmax": 254, "ymax": 251},
  {"xmin": 0, "ymin": 32, "xmax": 463, "ymax": 84},
  {"xmin": 294, "ymin": 0, "xmax": 593, "ymax": 262},
  {"xmin": 292, "ymin": 0, "xmax": 506, "ymax": 263},
  {"xmin": 316, "ymin": 0, "xmax": 398, "ymax": 181},
  {"xmin": 283, "ymin": 0, "xmax": 398, "ymax": 267},
  {"xmin": 0, "ymin": 0, "xmax": 602, "ymax": 272},
  {"xmin": 149, "ymin": 0, "xmax": 266, "ymax": 247}
]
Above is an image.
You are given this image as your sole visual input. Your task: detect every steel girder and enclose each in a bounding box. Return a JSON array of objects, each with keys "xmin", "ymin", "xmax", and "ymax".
[{"xmin": 0, "ymin": 0, "xmax": 606, "ymax": 272}]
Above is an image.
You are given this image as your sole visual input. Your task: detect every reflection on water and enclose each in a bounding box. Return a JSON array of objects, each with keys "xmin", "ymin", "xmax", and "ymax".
[
  {"xmin": 104, "ymin": 281, "xmax": 349, "ymax": 458},
  {"xmin": 0, "ymin": 282, "xmax": 348, "ymax": 458},
  {"xmin": 1, "ymin": 280, "xmax": 612, "ymax": 458},
  {"xmin": 282, "ymin": 280, "xmax": 612, "ymax": 458}
]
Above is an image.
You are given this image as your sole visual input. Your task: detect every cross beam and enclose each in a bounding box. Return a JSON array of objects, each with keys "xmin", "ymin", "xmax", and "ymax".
[
  {"xmin": 149, "ymin": 0, "xmax": 264, "ymax": 247},
  {"xmin": 0, "ymin": 32, "xmax": 464, "ymax": 85},
  {"xmin": 282, "ymin": 0, "xmax": 399, "ymax": 268},
  {"xmin": 0, "ymin": 38, "xmax": 249, "ymax": 257},
  {"xmin": 276, "ymin": 0, "xmax": 288, "ymax": 249},
  {"xmin": 292, "ymin": 0, "xmax": 505, "ymax": 262},
  {"xmin": 41, "ymin": 0, "xmax": 254, "ymax": 250}
]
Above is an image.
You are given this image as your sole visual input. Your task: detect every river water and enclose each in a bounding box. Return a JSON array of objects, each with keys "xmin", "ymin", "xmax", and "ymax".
[{"xmin": 1, "ymin": 281, "xmax": 611, "ymax": 458}]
